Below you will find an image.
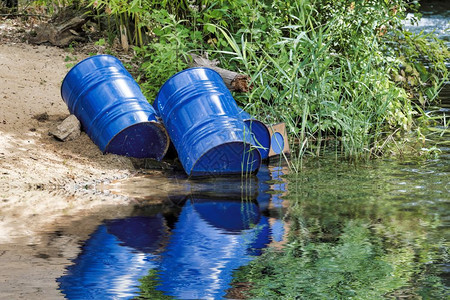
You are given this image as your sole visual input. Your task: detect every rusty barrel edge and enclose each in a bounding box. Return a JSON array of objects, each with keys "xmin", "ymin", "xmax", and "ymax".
[{"xmin": 61, "ymin": 55, "xmax": 169, "ymax": 160}]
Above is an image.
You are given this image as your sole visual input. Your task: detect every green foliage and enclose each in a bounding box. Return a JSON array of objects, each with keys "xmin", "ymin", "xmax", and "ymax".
[
  {"xmin": 208, "ymin": 0, "xmax": 446, "ymax": 163},
  {"xmin": 204, "ymin": 1, "xmax": 415, "ymax": 164},
  {"xmin": 48, "ymin": 0, "xmax": 447, "ymax": 162},
  {"xmin": 389, "ymin": 30, "xmax": 449, "ymax": 107},
  {"xmin": 133, "ymin": 10, "xmax": 193, "ymax": 101}
]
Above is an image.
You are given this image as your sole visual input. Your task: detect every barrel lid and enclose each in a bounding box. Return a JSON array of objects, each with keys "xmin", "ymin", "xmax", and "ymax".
[
  {"xmin": 238, "ymin": 109, "xmax": 271, "ymax": 160},
  {"xmin": 105, "ymin": 121, "xmax": 169, "ymax": 160},
  {"xmin": 244, "ymin": 120, "xmax": 270, "ymax": 160},
  {"xmin": 190, "ymin": 142, "xmax": 261, "ymax": 177}
]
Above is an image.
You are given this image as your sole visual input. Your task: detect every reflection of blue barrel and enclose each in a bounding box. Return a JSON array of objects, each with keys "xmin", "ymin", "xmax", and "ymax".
[
  {"xmin": 106, "ymin": 216, "xmax": 168, "ymax": 253},
  {"xmin": 61, "ymin": 55, "xmax": 169, "ymax": 159},
  {"xmin": 57, "ymin": 214, "xmax": 167, "ymax": 299},
  {"xmin": 271, "ymin": 132, "xmax": 285, "ymax": 155},
  {"xmin": 156, "ymin": 199, "xmax": 270, "ymax": 299},
  {"xmin": 192, "ymin": 198, "xmax": 261, "ymax": 232},
  {"xmin": 239, "ymin": 110, "xmax": 271, "ymax": 160},
  {"xmin": 256, "ymin": 164, "xmax": 272, "ymax": 211},
  {"xmin": 155, "ymin": 68, "xmax": 261, "ymax": 176}
]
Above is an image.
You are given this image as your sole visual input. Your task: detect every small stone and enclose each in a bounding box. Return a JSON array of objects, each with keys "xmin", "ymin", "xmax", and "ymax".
[{"xmin": 49, "ymin": 114, "xmax": 81, "ymax": 141}]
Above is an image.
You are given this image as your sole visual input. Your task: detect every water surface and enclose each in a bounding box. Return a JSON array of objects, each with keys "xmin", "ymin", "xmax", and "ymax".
[{"xmin": 57, "ymin": 165, "xmax": 289, "ymax": 299}]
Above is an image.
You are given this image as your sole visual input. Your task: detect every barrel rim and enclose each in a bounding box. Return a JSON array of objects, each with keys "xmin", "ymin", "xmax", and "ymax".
[
  {"xmin": 190, "ymin": 141, "xmax": 262, "ymax": 177},
  {"xmin": 104, "ymin": 120, "xmax": 170, "ymax": 160},
  {"xmin": 243, "ymin": 119, "xmax": 271, "ymax": 160},
  {"xmin": 60, "ymin": 54, "xmax": 122, "ymax": 100}
]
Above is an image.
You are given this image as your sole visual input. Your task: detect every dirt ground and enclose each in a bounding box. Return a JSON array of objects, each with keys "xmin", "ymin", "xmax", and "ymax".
[{"xmin": 0, "ymin": 18, "xmax": 179, "ymax": 299}]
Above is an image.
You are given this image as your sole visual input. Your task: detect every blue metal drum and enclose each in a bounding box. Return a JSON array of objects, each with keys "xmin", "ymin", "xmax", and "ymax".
[
  {"xmin": 61, "ymin": 55, "xmax": 169, "ymax": 159},
  {"xmin": 239, "ymin": 110, "xmax": 271, "ymax": 160},
  {"xmin": 155, "ymin": 67, "xmax": 261, "ymax": 176},
  {"xmin": 271, "ymin": 131, "xmax": 285, "ymax": 155}
]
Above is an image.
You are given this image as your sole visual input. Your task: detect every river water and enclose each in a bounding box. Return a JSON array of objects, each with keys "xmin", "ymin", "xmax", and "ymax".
[{"xmin": 55, "ymin": 140, "xmax": 449, "ymax": 299}]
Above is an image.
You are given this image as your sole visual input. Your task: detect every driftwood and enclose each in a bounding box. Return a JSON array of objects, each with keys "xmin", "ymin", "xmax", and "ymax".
[
  {"xmin": 187, "ymin": 53, "xmax": 252, "ymax": 92},
  {"xmin": 29, "ymin": 9, "xmax": 87, "ymax": 46},
  {"xmin": 1, "ymin": 0, "xmax": 18, "ymax": 12}
]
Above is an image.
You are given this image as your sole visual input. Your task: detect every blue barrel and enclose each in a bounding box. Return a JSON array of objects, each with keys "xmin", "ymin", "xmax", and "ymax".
[
  {"xmin": 239, "ymin": 110, "xmax": 271, "ymax": 160},
  {"xmin": 155, "ymin": 67, "xmax": 261, "ymax": 176},
  {"xmin": 61, "ymin": 55, "xmax": 169, "ymax": 159}
]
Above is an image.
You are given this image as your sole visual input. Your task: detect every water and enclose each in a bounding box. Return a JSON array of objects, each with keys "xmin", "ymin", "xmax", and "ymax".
[
  {"xmin": 403, "ymin": 1, "xmax": 450, "ymax": 43},
  {"xmin": 53, "ymin": 143, "xmax": 449, "ymax": 299},
  {"xmin": 403, "ymin": 1, "xmax": 450, "ymax": 105},
  {"xmin": 56, "ymin": 165, "xmax": 289, "ymax": 299},
  {"xmin": 240, "ymin": 147, "xmax": 448, "ymax": 298}
]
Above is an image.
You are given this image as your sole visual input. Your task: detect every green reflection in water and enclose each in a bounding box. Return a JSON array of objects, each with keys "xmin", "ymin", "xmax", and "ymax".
[
  {"xmin": 135, "ymin": 269, "xmax": 173, "ymax": 300},
  {"xmin": 232, "ymin": 155, "xmax": 449, "ymax": 299}
]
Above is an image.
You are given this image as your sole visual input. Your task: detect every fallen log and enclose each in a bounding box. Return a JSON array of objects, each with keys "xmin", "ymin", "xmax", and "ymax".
[
  {"xmin": 187, "ymin": 53, "xmax": 252, "ymax": 93},
  {"xmin": 29, "ymin": 8, "xmax": 88, "ymax": 47}
]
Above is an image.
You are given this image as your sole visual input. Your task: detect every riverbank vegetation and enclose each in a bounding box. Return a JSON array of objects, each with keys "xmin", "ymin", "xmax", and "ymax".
[
  {"xmin": 83, "ymin": 0, "xmax": 448, "ymax": 163},
  {"xmin": 15, "ymin": 0, "xmax": 449, "ymax": 164}
]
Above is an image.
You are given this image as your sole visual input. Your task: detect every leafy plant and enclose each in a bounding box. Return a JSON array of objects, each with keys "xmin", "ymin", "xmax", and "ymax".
[
  {"xmin": 202, "ymin": 0, "xmax": 447, "ymax": 164},
  {"xmin": 134, "ymin": 10, "xmax": 194, "ymax": 101},
  {"xmin": 389, "ymin": 30, "xmax": 449, "ymax": 107}
]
